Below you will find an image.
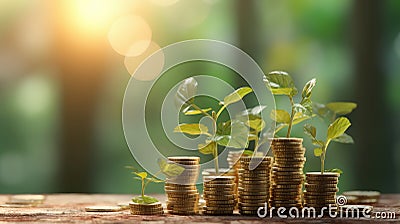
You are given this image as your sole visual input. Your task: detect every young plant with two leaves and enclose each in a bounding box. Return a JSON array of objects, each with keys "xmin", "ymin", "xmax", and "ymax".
[
  {"xmin": 126, "ymin": 158, "xmax": 185, "ymax": 204},
  {"xmin": 304, "ymin": 102, "xmax": 357, "ymax": 174},
  {"xmin": 174, "ymin": 77, "xmax": 252, "ymax": 174},
  {"xmin": 263, "ymin": 71, "xmax": 316, "ymax": 137}
]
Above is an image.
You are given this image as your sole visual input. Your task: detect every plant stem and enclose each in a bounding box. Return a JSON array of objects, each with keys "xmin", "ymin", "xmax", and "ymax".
[
  {"xmin": 321, "ymin": 153, "xmax": 325, "ymax": 175},
  {"xmin": 141, "ymin": 179, "xmax": 145, "ymax": 198},
  {"xmin": 190, "ymin": 103, "xmax": 213, "ymax": 119},
  {"xmin": 214, "ymin": 142, "xmax": 219, "ymax": 175},
  {"xmin": 216, "ymin": 105, "xmax": 227, "ymax": 119},
  {"xmin": 287, "ymin": 96, "xmax": 295, "ymax": 138}
]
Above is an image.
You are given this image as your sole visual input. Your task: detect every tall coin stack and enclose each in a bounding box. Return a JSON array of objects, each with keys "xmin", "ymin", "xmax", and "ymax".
[
  {"xmin": 203, "ymin": 176, "xmax": 236, "ymax": 215},
  {"xmin": 270, "ymin": 138, "xmax": 305, "ymax": 211},
  {"xmin": 165, "ymin": 156, "xmax": 200, "ymax": 215},
  {"xmin": 304, "ymin": 172, "xmax": 340, "ymax": 212},
  {"xmin": 238, "ymin": 156, "xmax": 273, "ymax": 215},
  {"xmin": 227, "ymin": 150, "xmax": 243, "ymax": 201}
]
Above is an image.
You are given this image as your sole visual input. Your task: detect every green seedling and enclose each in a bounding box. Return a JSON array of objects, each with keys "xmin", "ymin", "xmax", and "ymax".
[
  {"xmin": 126, "ymin": 158, "xmax": 184, "ymax": 204},
  {"xmin": 264, "ymin": 71, "xmax": 316, "ymax": 137},
  {"xmin": 174, "ymin": 77, "xmax": 252, "ymax": 174},
  {"xmin": 304, "ymin": 117, "xmax": 354, "ymax": 174}
]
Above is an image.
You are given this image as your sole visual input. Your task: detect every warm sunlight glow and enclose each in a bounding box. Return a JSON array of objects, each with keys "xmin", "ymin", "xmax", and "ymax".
[
  {"xmin": 124, "ymin": 41, "xmax": 165, "ymax": 81},
  {"xmin": 151, "ymin": 0, "xmax": 179, "ymax": 6},
  {"xmin": 108, "ymin": 15, "xmax": 152, "ymax": 57},
  {"xmin": 70, "ymin": 0, "xmax": 117, "ymax": 33}
]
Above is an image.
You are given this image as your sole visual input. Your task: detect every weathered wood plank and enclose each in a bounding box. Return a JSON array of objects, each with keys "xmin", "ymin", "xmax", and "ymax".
[{"xmin": 0, "ymin": 194, "xmax": 398, "ymax": 223}]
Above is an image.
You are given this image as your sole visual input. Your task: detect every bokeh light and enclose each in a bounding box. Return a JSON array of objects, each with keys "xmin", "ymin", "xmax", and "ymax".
[
  {"xmin": 108, "ymin": 14, "xmax": 152, "ymax": 57},
  {"xmin": 124, "ymin": 41, "xmax": 165, "ymax": 81},
  {"xmin": 151, "ymin": 0, "xmax": 179, "ymax": 7}
]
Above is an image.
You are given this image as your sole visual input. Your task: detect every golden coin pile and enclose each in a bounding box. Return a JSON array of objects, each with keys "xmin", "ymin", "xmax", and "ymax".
[
  {"xmin": 238, "ymin": 156, "xmax": 272, "ymax": 215},
  {"xmin": 342, "ymin": 190, "xmax": 380, "ymax": 204},
  {"xmin": 203, "ymin": 176, "xmax": 236, "ymax": 215},
  {"xmin": 129, "ymin": 202, "xmax": 163, "ymax": 215},
  {"xmin": 304, "ymin": 172, "xmax": 339, "ymax": 210},
  {"xmin": 202, "ymin": 168, "xmax": 238, "ymax": 208},
  {"xmin": 270, "ymin": 138, "xmax": 305, "ymax": 210},
  {"xmin": 227, "ymin": 150, "xmax": 242, "ymax": 204},
  {"xmin": 165, "ymin": 156, "xmax": 200, "ymax": 215},
  {"xmin": 1, "ymin": 194, "xmax": 46, "ymax": 208}
]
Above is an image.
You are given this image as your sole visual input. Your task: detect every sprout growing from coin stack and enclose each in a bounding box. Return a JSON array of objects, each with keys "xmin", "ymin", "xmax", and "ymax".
[
  {"xmin": 303, "ymin": 102, "xmax": 356, "ymax": 214},
  {"xmin": 264, "ymin": 71, "xmax": 316, "ymax": 212},
  {"xmin": 126, "ymin": 159, "xmax": 184, "ymax": 215}
]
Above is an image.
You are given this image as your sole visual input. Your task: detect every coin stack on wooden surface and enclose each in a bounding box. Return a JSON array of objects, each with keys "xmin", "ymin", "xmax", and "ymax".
[
  {"xmin": 202, "ymin": 168, "xmax": 238, "ymax": 208},
  {"xmin": 203, "ymin": 176, "xmax": 236, "ymax": 215},
  {"xmin": 342, "ymin": 190, "xmax": 380, "ymax": 205},
  {"xmin": 227, "ymin": 150, "xmax": 243, "ymax": 205},
  {"xmin": 0, "ymin": 195, "xmax": 46, "ymax": 208},
  {"xmin": 304, "ymin": 172, "xmax": 340, "ymax": 212},
  {"xmin": 238, "ymin": 156, "xmax": 273, "ymax": 215},
  {"xmin": 269, "ymin": 138, "xmax": 305, "ymax": 211},
  {"xmin": 165, "ymin": 156, "xmax": 200, "ymax": 215},
  {"xmin": 129, "ymin": 202, "xmax": 164, "ymax": 215}
]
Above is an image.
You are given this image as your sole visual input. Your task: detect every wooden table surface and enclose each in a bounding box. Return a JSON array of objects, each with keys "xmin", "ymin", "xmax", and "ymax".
[{"xmin": 0, "ymin": 194, "xmax": 399, "ymax": 223}]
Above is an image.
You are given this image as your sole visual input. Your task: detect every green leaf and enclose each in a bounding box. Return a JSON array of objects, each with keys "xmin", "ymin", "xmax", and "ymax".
[
  {"xmin": 327, "ymin": 117, "xmax": 351, "ymax": 140},
  {"xmin": 292, "ymin": 112, "xmax": 312, "ymax": 125},
  {"xmin": 304, "ymin": 124, "xmax": 316, "ymax": 138},
  {"xmin": 175, "ymin": 77, "xmax": 197, "ymax": 113},
  {"xmin": 300, "ymin": 98, "xmax": 313, "ymax": 115},
  {"xmin": 216, "ymin": 121, "xmax": 249, "ymax": 148},
  {"xmin": 174, "ymin": 123, "xmax": 210, "ymax": 136},
  {"xmin": 302, "ymin": 78, "xmax": 317, "ymax": 98},
  {"xmin": 313, "ymin": 102, "xmax": 332, "ymax": 120},
  {"xmin": 314, "ymin": 148, "xmax": 323, "ymax": 157},
  {"xmin": 325, "ymin": 168, "xmax": 343, "ymax": 174},
  {"xmin": 220, "ymin": 87, "xmax": 253, "ymax": 106},
  {"xmin": 157, "ymin": 158, "xmax": 185, "ymax": 177},
  {"xmin": 270, "ymin": 109, "xmax": 290, "ymax": 123},
  {"xmin": 332, "ymin": 133, "xmax": 354, "ymax": 144},
  {"xmin": 243, "ymin": 150, "xmax": 254, "ymax": 156},
  {"xmin": 134, "ymin": 172, "xmax": 147, "ymax": 180},
  {"xmin": 247, "ymin": 118, "xmax": 265, "ymax": 132},
  {"xmin": 132, "ymin": 195, "xmax": 159, "ymax": 204},
  {"xmin": 184, "ymin": 108, "xmax": 212, "ymax": 115},
  {"xmin": 264, "ymin": 71, "xmax": 298, "ymax": 96},
  {"xmin": 198, "ymin": 141, "xmax": 216, "ymax": 155},
  {"xmin": 326, "ymin": 102, "xmax": 357, "ymax": 115},
  {"xmin": 312, "ymin": 139, "xmax": 325, "ymax": 147},
  {"xmin": 145, "ymin": 177, "xmax": 164, "ymax": 183}
]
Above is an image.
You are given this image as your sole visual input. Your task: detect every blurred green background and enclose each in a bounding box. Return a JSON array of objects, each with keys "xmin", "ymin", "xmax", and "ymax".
[{"xmin": 0, "ymin": 0, "xmax": 399, "ymax": 195}]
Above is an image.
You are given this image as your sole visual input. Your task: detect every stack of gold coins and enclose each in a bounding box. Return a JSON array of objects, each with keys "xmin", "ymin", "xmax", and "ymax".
[
  {"xmin": 342, "ymin": 191, "xmax": 380, "ymax": 204},
  {"xmin": 238, "ymin": 156, "xmax": 273, "ymax": 215},
  {"xmin": 203, "ymin": 176, "xmax": 236, "ymax": 215},
  {"xmin": 129, "ymin": 202, "xmax": 164, "ymax": 215},
  {"xmin": 227, "ymin": 150, "xmax": 243, "ymax": 204},
  {"xmin": 202, "ymin": 168, "xmax": 238, "ymax": 208},
  {"xmin": 270, "ymin": 138, "xmax": 305, "ymax": 211},
  {"xmin": 165, "ymin": 156, "xmax": 200, "ymax": 215},
  {"xmin": 1, "ymin": 195, "xmax": 46, "ymax": 208},
  {"xmin": 304, "ymin": 172, "xmax": 339, "ymax": 211}
]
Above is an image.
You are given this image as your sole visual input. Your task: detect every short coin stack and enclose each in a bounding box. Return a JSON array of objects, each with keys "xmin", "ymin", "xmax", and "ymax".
[
  {"xmin": 304, "ymin": 172, "xmax": 340, "ymax": 211},
  {"xmin": 129, "ymin": 202, "xmax": 163, "ymax": 215},
  {"xmin": 165, "ymin": 156, "xmax": 200, "ymax": 215},
  {"xmin": 238, "ymin": 156, "xmax": 272, "ymax": 215},
  {"xmin": 203, "ymin": 176, "xmax": 236, "ymax": 215},
  {"xmin": 0, "ymin": 195, "xmax": 46, "ymax": 208},
  {"xmin": 202, "ymin": 168, "xmax": 238, "ymax": 208},
  {"xmin": 270, "ymin": 138, "xmax": 305, "ymax": 210}
]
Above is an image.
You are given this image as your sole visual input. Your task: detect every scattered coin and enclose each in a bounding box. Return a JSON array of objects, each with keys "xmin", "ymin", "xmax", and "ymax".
[{"xmin": 85, "ymin": 206, "xmax": 123, "ymax": 212}]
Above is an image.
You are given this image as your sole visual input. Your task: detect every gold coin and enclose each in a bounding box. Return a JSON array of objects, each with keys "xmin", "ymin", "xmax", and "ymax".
[
  {"xmin": 342, "ymin": 191, "xmax": 380, "ymax": 200},
  {"xmin": 85, "ymin": 206, "xmax": 123, "ymax": 212},
  {"xmin": 203, "ymin": 210, "xmax": 233, "ymax": 215}
]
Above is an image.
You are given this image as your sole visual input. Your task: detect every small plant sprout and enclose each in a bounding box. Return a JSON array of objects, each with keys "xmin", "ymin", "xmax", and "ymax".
[
  {"xmin": 174, "ymin": 77, "xmax": 252, "ymax": 174},
  {"xmin": 304, "ymin": 117, "xmax": 354, "ymax": 175},
  {"xmin": 235, "ymin": 105, "xmax": 270, "ymax": 155},
  {"xmin": 126, "ymin": 159, "xmax": 184, "ymax": 204},
  {"xmin": 264, "ymin": 71, "xmax": 316, "ymax": 137}
]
